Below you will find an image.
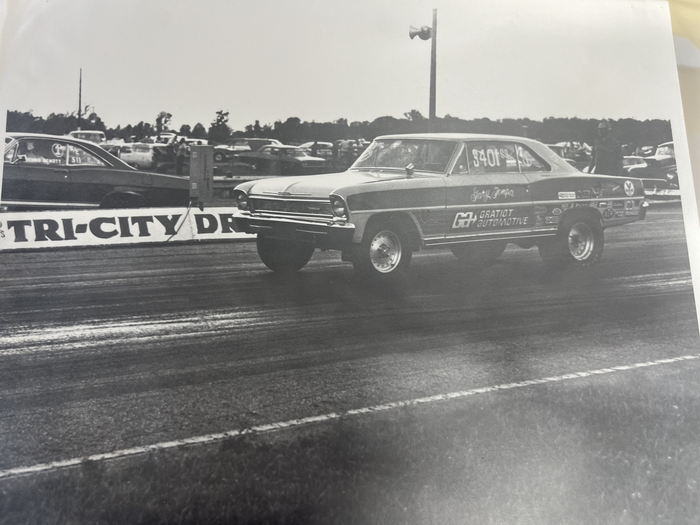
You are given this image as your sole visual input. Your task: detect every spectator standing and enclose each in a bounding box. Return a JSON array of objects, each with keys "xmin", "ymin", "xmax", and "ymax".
[
  {"xmin": 175, "ymin": 138, "xmax": 188, "ymax": 175},
  {"xmin": 587, "ymin": 121, "xmax": 623, "ymax": 176}
]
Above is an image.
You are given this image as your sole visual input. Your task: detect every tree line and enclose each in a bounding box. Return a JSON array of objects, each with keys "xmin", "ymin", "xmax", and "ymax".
[{"xmin": 5, "ymin": 108, "xmax": 673, "ymax": 148}]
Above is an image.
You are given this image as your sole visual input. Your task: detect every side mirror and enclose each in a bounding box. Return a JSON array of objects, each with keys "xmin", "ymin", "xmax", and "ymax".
[
  {"xmin": 14, "ymin": 155, "xmax": 27, "ymax": 164},
  {"xmin": 405, "ymin": 163, "xmax": 415, "ymax": 177}
]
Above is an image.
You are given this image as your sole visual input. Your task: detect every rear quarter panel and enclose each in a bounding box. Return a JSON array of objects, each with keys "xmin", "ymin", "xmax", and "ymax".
[{"xmin": 526, "ymin": 172, "xmax": 645, "ymax": 229}]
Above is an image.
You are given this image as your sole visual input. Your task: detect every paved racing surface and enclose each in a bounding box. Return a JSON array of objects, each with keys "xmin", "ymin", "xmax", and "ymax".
[{"xmin": 1, "ymin": 205, "xmax": 699, "ymax": 523}]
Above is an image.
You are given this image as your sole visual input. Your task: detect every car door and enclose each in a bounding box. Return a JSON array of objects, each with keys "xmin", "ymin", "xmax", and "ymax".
[
  {"xmin": 442, "ymin": 140, "xmax": 534, "ymax": 243},
  {"xmin": 2, "ymin": 138, "xmax": 72, "ymax": 208},
  {"xmin": 65, "ymin": 142, "xmax": 122, "ymax": 205}
]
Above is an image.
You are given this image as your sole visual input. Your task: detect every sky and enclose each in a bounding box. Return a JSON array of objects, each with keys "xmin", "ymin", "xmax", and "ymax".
[{"xmin": 0, "ymin": 0, "xmax": 684, "ymax": 131}]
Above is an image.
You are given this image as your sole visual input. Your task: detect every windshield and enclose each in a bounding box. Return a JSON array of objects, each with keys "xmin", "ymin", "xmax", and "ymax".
[{"xmin": 352, "ymin": 139, "xmax": 456, "ymax": 173}]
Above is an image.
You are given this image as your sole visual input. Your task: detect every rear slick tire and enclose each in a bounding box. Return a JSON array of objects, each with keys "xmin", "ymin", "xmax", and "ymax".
[
  {"xmin": 256, "ymin": 236, "xmax": 314, "ymax": 273},
  {"xmin": 538, "ymin": 215, "xmax": 604, "ymax": 268}
]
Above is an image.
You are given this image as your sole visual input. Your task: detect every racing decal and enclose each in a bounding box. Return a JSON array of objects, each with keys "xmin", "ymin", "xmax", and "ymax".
[
  {"xmin": 451, "ymin": 208, "xmax": 531, "ymax": 230},
  {"xmin": 0, "ymin": 207, "xmax": 251, "ymax": 250},
  {"xmin": 470, "ymin": 186, "xmax": 517, "ymax": 203},
  {"xmin": 624, "ymin": 180, "xmax": 635, "ymax": 197},
  {"xmin": 51, "ymin": 142, "xmax": 66, "ymax": 158}
]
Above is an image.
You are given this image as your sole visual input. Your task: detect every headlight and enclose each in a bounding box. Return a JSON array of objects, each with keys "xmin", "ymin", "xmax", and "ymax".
[
  {"xmin": 235, "ymin": 191, "xmax": 249, "ymax": 211},
  {"xmin": 330, "ymin": 196, "xmax": 348, "ymax": 218}
]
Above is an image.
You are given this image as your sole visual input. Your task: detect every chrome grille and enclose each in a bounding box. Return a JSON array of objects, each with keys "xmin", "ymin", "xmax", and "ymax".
[{"xmin": 250, "ymin": 198, "xmax": 332, "ymax": 216}]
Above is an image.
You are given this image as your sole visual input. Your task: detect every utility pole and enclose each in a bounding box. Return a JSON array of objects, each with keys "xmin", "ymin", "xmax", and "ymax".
[
  {"xmin": 409, "ymin": 9, "xmax": 438, "ymax": 131},
  {"xmin": 77, "ymin": 68, "xmax": 83, "ymax": 130},
  {"xmin": 429, "ymin": 8, "xmax": 437, "ymax": 124}
]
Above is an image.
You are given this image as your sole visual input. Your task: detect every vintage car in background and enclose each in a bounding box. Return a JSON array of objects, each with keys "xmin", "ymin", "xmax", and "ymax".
[
  {"xmin": 545, "ymin": 144, "xmax": 578, "ymax": 169},
  {"xmin": 68, "ymin": 130, "xmax": 106, "ymax": 144},
  {"xmin": 298, "ymin": 141, "xmax": 334, "ymax": 159},
  {"xmin": 232, "ymin": 133, "xmax": 646, "ymax": 280},
  {"xmin": 2, "ymin": 133, "xmax": 189, "ymax": 210},
  {"xmin": 213, "ymin": 138, "xmax": 284, "ymax": 163},
  {"xmin": 235, "ymin": 144, "xmax": 327, "ymax": 176},
  {"xmin": 623, "ymin": 155, "xmax": 647, "ymax": 173},
  {"xmin": 626, "ymin": 141, "xmax": 678, "ymax": 193},
  {"xmin": 635, "ymin": 142, "xmax": 677, "ymax": 185}
]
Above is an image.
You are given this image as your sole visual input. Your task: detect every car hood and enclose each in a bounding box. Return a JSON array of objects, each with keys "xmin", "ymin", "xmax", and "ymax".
[{"xmin": 248, "ymin": 169, "xmax": 423, "ymax": 198}]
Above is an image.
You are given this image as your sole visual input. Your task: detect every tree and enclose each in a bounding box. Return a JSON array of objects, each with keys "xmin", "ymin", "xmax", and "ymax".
[
  {"xmin": 403, "ymin": 109, "xmax": 426, "ymax": 122},
  {"xmin": 192, "ymin": 122, "xmax": 207, "ymax": 139},
  {"xmin": 208, "ymin": 110, "xmax": 231, "ymax": 144},
  {"xmin": 155, "ymin": 111, "xmax": 172, "ymax": 137},
  {"xmin": 179, "ymin": 124, "xmax": 192, "ymax": 137}
]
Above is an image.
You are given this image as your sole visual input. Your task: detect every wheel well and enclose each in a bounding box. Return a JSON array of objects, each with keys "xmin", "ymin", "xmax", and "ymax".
[
  {"xmin": 559, "ymin": 207, "xmax": 603, "ymax": 230},
  {"xmin": 364, "ymin": 212, "xmax": 422, "ymax": 250}
]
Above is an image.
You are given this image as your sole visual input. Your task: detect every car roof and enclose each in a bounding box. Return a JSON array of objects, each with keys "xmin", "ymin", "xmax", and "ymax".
[
  {"xmin": 376, "ymin": 132, "xmax": 546, "ymax": 145},
  {"xmin": 6, "ymin": 132, "xmax": 134, "ymax": 170},
  {"xmin": 6, "ymin": 131, "xmax": 101, "ymax": 147}
]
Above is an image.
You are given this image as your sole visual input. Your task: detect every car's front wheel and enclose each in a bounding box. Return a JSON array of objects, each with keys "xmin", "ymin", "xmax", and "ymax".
[
  {"xmin": 538, "ymin": 215, "xmax": 604, "ymax": 267},
  {"xmin": 353, "ymin": 221, "xmax": 412, "ymax": 280},
  {"xmin": 256, "ymin": 235, "xmax": 315, "ymax": 273}
]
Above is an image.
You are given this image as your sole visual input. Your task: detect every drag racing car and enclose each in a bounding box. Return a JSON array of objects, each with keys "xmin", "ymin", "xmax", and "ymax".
[
  {"xmin": 2, "ymin": 133, "xmax": 190, "ymax": 210},
  {"xmin": 232, "ymin": 133, "xmax": 647, "ymax": 280}
]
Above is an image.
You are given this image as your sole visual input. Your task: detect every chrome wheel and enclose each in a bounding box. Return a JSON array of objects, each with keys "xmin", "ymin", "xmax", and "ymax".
[
  {"xmin": 369, "ymin": 230, "xmax": 402, "ymax": 273},
  {"xmin": 568, "ymin": 222, "xmax": 595, "ymax": 261}
]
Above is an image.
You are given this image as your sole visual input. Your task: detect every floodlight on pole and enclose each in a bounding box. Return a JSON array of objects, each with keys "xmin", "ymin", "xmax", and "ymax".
[{"xmin": 409, "ymin": 9, "xmax": 437, "ymax": 127}]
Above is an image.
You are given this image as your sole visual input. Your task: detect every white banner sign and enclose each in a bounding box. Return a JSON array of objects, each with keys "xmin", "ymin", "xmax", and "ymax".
[{"xmin": 0, "ymin": 207, "xmax": 252, "ymax": 250}]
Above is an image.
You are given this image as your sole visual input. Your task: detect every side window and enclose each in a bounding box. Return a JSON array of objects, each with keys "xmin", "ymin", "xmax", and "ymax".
[
  {"xmin": 16, "ymin": 139, "xmax": 67, "ymax": 166},
  {"xmin": 67, "ymin": 144, "xmax": 106, "ymax": 166},
  {"xmin": 467, "ymin": 142, "xmax": 518, "ymax": 174},
  {"xmin": 452, "ymin": 146, "xmax": 469, "ymax": 174},
  {"xmin": 4, "ymin": 141, "xmax": 17, "ymax": 163},
  {"xmin": 516, "ymin": 144, "xmax": 549, "ymax": 172}
]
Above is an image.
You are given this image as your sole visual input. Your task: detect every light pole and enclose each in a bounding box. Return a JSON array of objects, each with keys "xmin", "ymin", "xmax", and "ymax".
[
  {"xmin": 409, "ymin": 8, "xmax": 437, "ymax": 129},
  {"xmin": 77, "ymin": 68, "xmax": 82, "ymax": 130}
]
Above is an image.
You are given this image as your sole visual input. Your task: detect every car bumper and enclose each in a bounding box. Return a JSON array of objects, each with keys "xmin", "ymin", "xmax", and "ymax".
[{"xmin": 233, "ymin": 212, "xmax": 355, "ymax": 248}]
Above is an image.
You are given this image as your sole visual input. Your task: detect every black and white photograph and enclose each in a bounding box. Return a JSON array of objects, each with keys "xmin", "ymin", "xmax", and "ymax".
[{"xmin": 1, "ymin": 0, "xmax": 700, "ymax": 523}]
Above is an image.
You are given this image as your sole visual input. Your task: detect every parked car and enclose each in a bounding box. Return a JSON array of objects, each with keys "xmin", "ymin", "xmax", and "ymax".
[
  {"xmin": 213, "ymin": 142, "xmax": 252, "ymax": 163},
  {"xmin": 627, "ymin": 142, "xmax": 678, "ymax": 188},
  {"xmin": 68, "ymin": 130, "xmax": 106, "ymax": 144},
  {"xmin": 235, "ymin": 145, "xmax": 327, "ymax": 175},
  {"xmin": 622, "ymin": 156, "xmax": 647, "ymax": 172},
  {"xmin": 118, "ymin": 142, "xmax": 174, "ymax": 171},
  {"xmin": 232, "ymin": 133, "xmax": 646, "ymax": 280},
  {"xmin": 546, "ymin": 144, "xmax": 578, "ymax": 168},
  {"xmin": 298, "ymin": 141, "xmax": 334, "ymax": 158},
  {"xmin": 2, "ymin": 133, "xmax": 189, "ymax": 210}
]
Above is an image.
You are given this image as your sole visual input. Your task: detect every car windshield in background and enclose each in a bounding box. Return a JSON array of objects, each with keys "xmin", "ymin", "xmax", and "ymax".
[{"xmin": 352, "ymin": 139, "xmax": 456, "ymax": 173}]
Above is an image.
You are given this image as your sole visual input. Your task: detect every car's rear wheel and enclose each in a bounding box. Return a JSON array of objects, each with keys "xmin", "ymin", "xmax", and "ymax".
[
  {"xmin": 538, "ymin": 215, "xmax": 604, "ymax": 268},
  {"xmin": 214, "ymin": 152, "xmax": 225, "ymax": 162},
  {"xmin": 353, "ymin": 221, "xmax": 412, "ymax": 280},
  {"xmin": 450, "ymin": 241, "xmax": 507, "ymax": 266},
  {"xmin": 256, "ymin": 235, "xmax": 315, "ymax": 273}
]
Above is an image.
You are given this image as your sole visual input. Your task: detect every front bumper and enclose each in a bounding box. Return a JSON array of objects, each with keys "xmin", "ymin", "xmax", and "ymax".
[{"xmin": 233, "ymin": 212, "xmax": 355, "ymax": 248}]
